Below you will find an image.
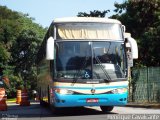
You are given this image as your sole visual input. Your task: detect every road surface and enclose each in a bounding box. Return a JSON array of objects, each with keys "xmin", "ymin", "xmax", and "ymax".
[{"xmin": 0, "ymin": 102, "xmax": 160, "ymax": 120}]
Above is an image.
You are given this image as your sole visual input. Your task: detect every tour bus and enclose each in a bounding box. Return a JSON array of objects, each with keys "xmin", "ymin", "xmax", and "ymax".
[{"xmin": 37, "ymin": 17, "xmax": 138, "ymax": 113}]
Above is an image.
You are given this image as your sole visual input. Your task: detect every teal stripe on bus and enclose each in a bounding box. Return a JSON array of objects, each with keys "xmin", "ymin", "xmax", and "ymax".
[{"xmin": 54, "ymin": 85, "xmax": 127, "ymax": 89}]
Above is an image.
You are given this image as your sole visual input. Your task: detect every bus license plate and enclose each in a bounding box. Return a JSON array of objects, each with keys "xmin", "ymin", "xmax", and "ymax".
[{"xmin": 86, "ymin": 98, "xmax": 98, "ymax": 103}]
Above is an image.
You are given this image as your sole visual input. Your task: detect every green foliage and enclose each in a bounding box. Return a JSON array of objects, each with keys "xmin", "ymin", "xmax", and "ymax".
[
  {"xmin": 0, "ymin": 5, "xmax": 46, "ymax": 98},
  {"xmin": 112, "ymin": 0, "xmax": 160, "ymax": 37},
  {"xmin": 0, "ymin": 6, "xmax": 21, "ymax": 65},
  {"xmin": 112, "ymin": 0, "xmax": 160, "ymax": 67},
  {"xmin": 0, "ymin": 6, "xmax": 19, "ymax": 19},
  {"xmin": 77, "ymin": 10, "xmax": 110, "ymax": 17},
  {"xmin": 77, "ymin": 0, "xmax": 160, "ymax": 67},
  {"xmin": 0, "ymin": 43, "xmax": 10, "ymax": 63},
  {"xmin": 3, "ymin": 66, "xmax": 24, "ymax": 98}
]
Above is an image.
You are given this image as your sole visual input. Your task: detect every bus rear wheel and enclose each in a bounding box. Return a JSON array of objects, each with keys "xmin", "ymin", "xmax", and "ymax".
[
  {"xmin": 51, "ymin": 106, "xmax": 62, "ymax": 114},
  {"xmin": 100, "ymin": 106, "xmax": 114, "ymax": 112}
]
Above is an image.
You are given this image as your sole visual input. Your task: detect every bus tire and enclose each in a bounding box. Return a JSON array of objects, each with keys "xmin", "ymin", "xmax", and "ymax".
[
  {"xmin": 100, "ymin": 106, "xmax": 114, "ymax": 112},
  {"xmin": 40, "ymin": 100, "xmax": 44, "ymax": 106},
  {"xmin": 40, "ymin": 100, "xmax": 49, "ymax": 107},
  {"xmin": 51, "ymin": 106, "xmax": 62, "ymax": 114}
]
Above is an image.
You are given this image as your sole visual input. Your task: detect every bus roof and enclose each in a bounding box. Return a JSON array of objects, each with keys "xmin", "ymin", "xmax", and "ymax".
[{"xmin": 53, "ymin": 17, "xmax": 121, "ymax": 24}]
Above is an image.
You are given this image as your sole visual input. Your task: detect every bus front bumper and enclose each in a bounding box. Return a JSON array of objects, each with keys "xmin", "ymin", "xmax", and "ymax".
[{"xmin": 53, "ymin": 93, "xmax": 128, "ymax": 107}]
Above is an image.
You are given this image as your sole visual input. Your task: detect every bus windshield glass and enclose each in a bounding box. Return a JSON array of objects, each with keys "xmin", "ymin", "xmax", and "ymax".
[
  {"xmin": 56, "ymin": 23, "xmax": 122, "ymax": 40},
  {"xmin": 55, "ymin": 41, "xmax": 126, "ymax": 81}
]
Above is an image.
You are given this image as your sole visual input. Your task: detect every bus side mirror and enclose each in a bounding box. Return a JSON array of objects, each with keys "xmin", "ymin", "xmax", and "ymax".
[
  {"xmin": 122, "ymin": 25, "xmax": 126, "ymax": 33},
  {"xmin": 126, "ymin": 37, "xmax": 138, "ymax": 59},
  {"xmin": 124, "ymin": 33, "xmax": 138, "ymax": 59},
  {"xmin": 46, "ymin": 37, "xmax": 54, "ymax": 60}
]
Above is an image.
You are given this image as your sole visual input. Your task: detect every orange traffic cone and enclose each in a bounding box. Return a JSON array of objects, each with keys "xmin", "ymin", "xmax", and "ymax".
[
  {"xmin": 16, "ymin": 90, "xmax": 22, "ymax": 104},
  {"xmin": 0, "ymin": 88, "xmax": 7, "ymax": 111},
  {"xmin": 20, "ymin": 88, "xmax": 30, "ymax": 106}
]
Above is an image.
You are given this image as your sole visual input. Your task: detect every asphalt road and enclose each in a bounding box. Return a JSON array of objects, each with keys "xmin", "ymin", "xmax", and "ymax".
[{"xmin": 0, "ymin": 102, "xmax": 160, "ymax": 120}]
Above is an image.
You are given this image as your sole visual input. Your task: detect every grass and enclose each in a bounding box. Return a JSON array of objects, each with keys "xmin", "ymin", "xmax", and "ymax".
[{"xmin": 6, "ymin": 98, "xmax": 16, "ymax": 103}]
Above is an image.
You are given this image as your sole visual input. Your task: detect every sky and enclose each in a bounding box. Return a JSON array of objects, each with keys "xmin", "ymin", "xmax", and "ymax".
[{"xmin": 0, "ymin": 0, "xmax": 124, "ymax": 27}]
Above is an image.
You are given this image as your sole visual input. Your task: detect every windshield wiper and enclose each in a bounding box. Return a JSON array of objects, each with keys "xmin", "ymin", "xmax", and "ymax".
[{"xmin": 94, "ymin": 56, "xmax": 112, "ymax": 82}]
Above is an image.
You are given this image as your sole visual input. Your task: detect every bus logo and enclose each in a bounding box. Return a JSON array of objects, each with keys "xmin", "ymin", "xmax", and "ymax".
[{"xmin": 91, "ymin": 88, "xmax": 96, "ymax": 94}]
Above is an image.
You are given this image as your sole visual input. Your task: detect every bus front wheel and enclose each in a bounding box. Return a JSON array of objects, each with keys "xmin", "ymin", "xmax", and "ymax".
[{"xmin": 100, "ymin": 106, "xmax": 114, "ymax": 112}]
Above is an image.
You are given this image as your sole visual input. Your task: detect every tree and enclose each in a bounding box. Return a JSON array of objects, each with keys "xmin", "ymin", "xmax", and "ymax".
[
  {"xmin": 112, "ymin": 0, "xmax": 160, "ymax": 66},
  {"xmin": 0, "ymin": 43, "xmax": 10, "ymax": 64},
  {"xmin": 11, "ymin": 29, "xmax": 41, "ymax": 88},
  {"xmin": 0, "ymin": 6, "xmax": 21, "ymax": 64},
  {"xmin": 10, "ymin": 14, "xmax": 46, "ymax": 91},
  {"xmin": 0, "ymin": 5, "xmax": 46, "ymax": 97},
  {"xmin": 77, "ymin": 10, "xmax": 110, "ymax": 17}
]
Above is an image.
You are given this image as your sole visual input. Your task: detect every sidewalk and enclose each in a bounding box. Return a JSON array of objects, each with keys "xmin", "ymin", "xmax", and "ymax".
[{"xmin": 126, "ymin": 102, "xmax": 160, "ymax": 109}]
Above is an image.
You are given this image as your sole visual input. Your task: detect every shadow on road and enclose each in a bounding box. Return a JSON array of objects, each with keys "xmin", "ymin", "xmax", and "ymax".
[
  {"xmin": 52, "ymin": 107, "xmax": 117, "ymax": 117},
  {"xmin": 0, "ymin": 102, "xmax": 117, "ymax": 118}
]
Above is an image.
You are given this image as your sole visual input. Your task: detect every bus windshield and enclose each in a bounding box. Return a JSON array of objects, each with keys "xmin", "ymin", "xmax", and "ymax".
[{"xmin": 55, "ymin": 41, "xmax": 126, "ymax": 81}]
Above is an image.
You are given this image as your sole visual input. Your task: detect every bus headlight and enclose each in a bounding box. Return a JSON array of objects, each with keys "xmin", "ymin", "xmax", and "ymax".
[
  {"xmin": 111, "ymin": 88, "xmax": 127, "ymax": 94},
  {"xmin": 55, "ymin": 88, "xmax": 74, "ymax": 95}
]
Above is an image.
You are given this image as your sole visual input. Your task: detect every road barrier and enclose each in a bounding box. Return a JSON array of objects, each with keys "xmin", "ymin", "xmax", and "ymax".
[
  {"xmin": 16, "ymin": 90, "xmax": 21, "ymax": 104},
  {"xmin": 20, "ymin": 88, "xmax": 30, "ymax": 106},
  {"xmin": 0, "ymin": 88, "xmax": 7, "ymax": 111}
]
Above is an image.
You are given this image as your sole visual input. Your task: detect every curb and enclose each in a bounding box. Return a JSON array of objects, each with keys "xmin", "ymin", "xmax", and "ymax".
[{"xmin": 126, "ymin": 103, "xmax": 160, "ymax": 109}]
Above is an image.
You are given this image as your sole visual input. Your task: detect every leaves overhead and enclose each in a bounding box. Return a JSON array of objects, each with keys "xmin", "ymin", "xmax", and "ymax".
[
  {"xmin": 77, "ymin": 1, "xmax": 160, "ymax": 67},
  {"xmin": 112, "ymin": 0, "xmax": 160, "ymax": 66},
  {"xmin": 77, "ymin": 10, "xmax": 110, "ymax": 17},
  {"xmin": 113, "ymin": 0, "xmax": 160, "ymax": 38}
]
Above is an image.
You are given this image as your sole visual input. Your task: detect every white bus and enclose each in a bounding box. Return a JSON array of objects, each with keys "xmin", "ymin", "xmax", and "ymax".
[{"xmin": 37, "ymin": 17, "xmax": 138, "ymax": 113}]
